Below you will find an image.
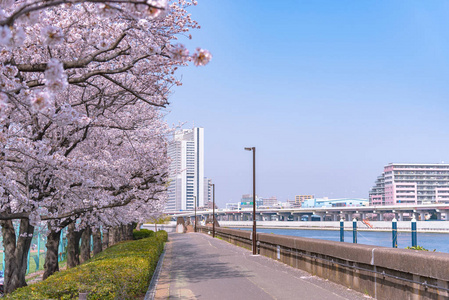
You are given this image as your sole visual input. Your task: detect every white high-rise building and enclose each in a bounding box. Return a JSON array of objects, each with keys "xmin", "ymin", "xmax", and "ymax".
[
  {"xmin": 204, "ymin": 177, "xmax": 212, "ymax": 206},
  {"xmin": 166, "ymin": 127, "xmax": 205, "ymax": 211}
]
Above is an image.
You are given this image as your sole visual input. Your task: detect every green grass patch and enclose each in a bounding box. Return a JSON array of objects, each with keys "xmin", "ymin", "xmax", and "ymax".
[
  {"xmin": 6, "ymin": 231, "xmax": 168, "ymax": 300},
  {"xmin": 2, "ymin": 251, "xmax": 47, "ymax": 274},
  {"xmin": 27, "ymin": 252, "xmax": 46, "ymax": 274}
]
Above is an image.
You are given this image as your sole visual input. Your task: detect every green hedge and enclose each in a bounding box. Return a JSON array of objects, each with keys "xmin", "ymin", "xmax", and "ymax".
[
  {"xmin": 7, "ymin": 230, "xmax": 168, "ymax": 300},
  {"xmin": 133, "ymin": 229, "xmax": 155, "ymax": 240}
]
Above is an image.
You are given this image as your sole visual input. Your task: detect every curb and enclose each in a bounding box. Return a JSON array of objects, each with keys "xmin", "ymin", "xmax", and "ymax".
[{"xmin": 144, "ymin": 243, "xmax": 167, "ymax": 300}]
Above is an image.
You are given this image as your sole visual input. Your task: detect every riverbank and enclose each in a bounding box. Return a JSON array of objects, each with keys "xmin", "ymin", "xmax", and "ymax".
[
  {"xmin": 219, "ymin": 220, "xmax": 449, "ymax": 233},
  {"xmin": 143, "ymin": 220, "xmax": 449, "ymax": 233}
]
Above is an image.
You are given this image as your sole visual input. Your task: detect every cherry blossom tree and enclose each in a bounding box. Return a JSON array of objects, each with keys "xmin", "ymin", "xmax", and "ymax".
[{"xmin": 0, "ymin": 0, "xmax": 211, "ymax": 293}]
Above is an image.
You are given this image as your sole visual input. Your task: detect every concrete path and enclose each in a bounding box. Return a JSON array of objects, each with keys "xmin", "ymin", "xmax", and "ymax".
[{"xmin": 154, "ymin": 233, "xmax": 371, "ymax": 300}]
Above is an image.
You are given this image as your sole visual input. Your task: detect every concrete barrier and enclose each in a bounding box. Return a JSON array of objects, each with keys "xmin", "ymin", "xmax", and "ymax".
[
  {"xmin": 142, "ymin": 222, "xmax": 177, "ymax": 233},
  {"xmin": 197, "ymin": 226, "xmax": 449, "ymax": 299}
]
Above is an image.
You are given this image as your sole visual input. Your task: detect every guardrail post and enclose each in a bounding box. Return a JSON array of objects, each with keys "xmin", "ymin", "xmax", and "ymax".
[
  {"xmin": 2, "ymin": 239, "xmax": 5, "ymax": 273},
  {"xmin": 340, "ymin": 219, "xmax": 344, "ymax": 242},
  {"xmin": 392, "ymin": 217, "xmax": 398, "ymax": 248},
  {"xmin": 26, "ymin": 242, "xmax": 30, "ymax": 274},
  {"xmin": 352, "ymin": 218, "xmax": 357, "ymax": 244},
  {"xmin": 411, "ymin": 215, "xmax": 417, "ymax": 248},
  {"xmin": 36, "ymin": 230, "xmax": 41, "ymax": 271}
]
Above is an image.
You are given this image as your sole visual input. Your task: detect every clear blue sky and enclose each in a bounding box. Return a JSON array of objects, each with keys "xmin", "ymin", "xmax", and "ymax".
[{"xmin": 163, "ymin": 0, "xmax": 449, "ymax": 207}]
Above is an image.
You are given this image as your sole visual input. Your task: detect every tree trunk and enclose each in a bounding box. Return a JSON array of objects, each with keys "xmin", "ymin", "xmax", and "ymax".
[
  {"xmin": 121, "ymin": 225, "xmax": 128, "ymax": 241},
  {"xmin": 66, "ymin": 223, "xmax": 81, "ymax": 269},
  {"xmin": 102, "ymin": 228, "xmax": 109, "ymax": 250},
  {"xmin": 118, "ymin": 224, "xmax": 133, "ymax": 241},
  {"xmin": 128, "ymin": 224, "xmax": 134, "ymax": 241},
  {"xmin": 80, "ymin": 226, "xmax": 91, "ymax": 263},
  {"xmin": 43, "ymin": 229, "xmax": 60, "ymax": 280},
  {"xmin": 0, "ymin": 219, "xmax": 34, "ymax": 294},
  {"xmin": 92, "ymin": 229, "xmax": 102, "ymax": 256},
  {"xmin": 109, "ymin": 227, "xmax": 118, "ymax": 246},
  {"xmin": 118, "ymin": 225, "xmax": 125, "ymax": 242},
  {"xmin": 135, "ymin": 222, "xmax": 142, "ymax": 231}
]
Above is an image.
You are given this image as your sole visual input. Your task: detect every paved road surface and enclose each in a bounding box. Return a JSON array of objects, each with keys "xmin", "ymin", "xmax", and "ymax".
[{"xmin": 154, "ymin": 233, "xmax": 370, "ymax": 300}]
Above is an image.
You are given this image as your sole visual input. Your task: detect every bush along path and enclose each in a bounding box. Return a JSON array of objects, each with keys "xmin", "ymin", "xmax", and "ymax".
[{"xmin": 5, "ymin": 231, "xmax": 168, "ymax": 300}]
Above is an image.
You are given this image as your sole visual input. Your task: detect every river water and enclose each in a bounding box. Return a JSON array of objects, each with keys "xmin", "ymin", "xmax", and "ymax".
[{"xmin": 233, "ymin": 227, "xmax": 449, "ymax": 253}]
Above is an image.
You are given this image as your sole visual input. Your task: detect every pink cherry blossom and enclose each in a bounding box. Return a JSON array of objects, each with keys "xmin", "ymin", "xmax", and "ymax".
[
  {"xmin": 29, "ymin": 90, "xmax": 52, "ymax": 112},
  {"xmin": 41, "ymin": 25, "xmax": 64, "ymax": 46},
  {"xmin": 192, "ymin": 48, "xmax": 212, "ymax": 66},
  {"xmin": 170, "ymin": 44, "xmax": 190, "ymax": 61}
]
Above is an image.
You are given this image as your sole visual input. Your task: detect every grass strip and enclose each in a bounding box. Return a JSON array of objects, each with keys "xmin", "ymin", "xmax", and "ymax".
[{"xmin": 6, "ymin": 231, "xmax": 168, "ymax": 300}]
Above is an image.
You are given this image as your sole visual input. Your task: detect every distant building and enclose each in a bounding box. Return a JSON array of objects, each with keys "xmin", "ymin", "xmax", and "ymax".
[
  {"xmin": 240, "ymin": 194, "xmax": 263, "ymax": 208},
  {"xmin": 295, "ymin": 195, "xmax": 314, "ymax": 207},
  {"xmin": 287, "ymin": 199, "xmax": 296, "ymax": 207},
  {"xmin": 166, "ymin": 127, "xmax": 205, "ymax": 211},
  {"xmin": 204, "ymin": 200, "xmax": 218, "ymax": 210},
  {"xmin": 262, "ymin": 196, "xmax": 278, "ymax": 207},
  {"xmin": 278, "ymin": 201, "xmax": 293, "ymax": 208},
  {"xmin": 225, "ymin": 202, "xmax": 240, "ymax": 210},
  {"xmin": 301, "ymin": 198, "xmax": 368, "ymax": 208},
  {"xmin": 204, "ymin": 178, "xmax": 212, "ymax": 206},
  {"xmin": 370, "ymin": 175, "xmax": 385, "ymax": 205},
  {"xmin": 369, "ymin": 163, "xmax": 449, "ymax": 205}
]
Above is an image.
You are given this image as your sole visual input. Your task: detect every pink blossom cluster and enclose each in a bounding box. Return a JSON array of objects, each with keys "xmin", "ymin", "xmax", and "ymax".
[
  {"xmin": 45, "ymin": 58, "xmax": 68, "ymax": 92},
  {"xmin": 192, "ymin": 48, "xmax": 212, "ymax": 66}
]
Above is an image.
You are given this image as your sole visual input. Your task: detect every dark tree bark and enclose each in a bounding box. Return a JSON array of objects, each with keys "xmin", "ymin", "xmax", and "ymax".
[
  {"xmin": 118, "ymin": 225, "xmax": 126, "ymax": 242},
  {"xmin": 109, "ymin": 227, "xmax": 118, "ymax": 246},
  {"xmin": 80, "ymin": 226, "xmax": 91, "ymax": 263},
  {"xmin": 66, "ymin": 223, "xmax": 81, "ymax": 269},
  {"xmin": 0, "ymin": 219, "xmax": 34, "ymax": 294},
  {"xmin": 43, "ymin": 229, "xmax": 61, "ymax": 280},
  {"xmin": 102, "ymin": 228, "xmax": 109, "ymax": 250},
  {"xmin": 119, "ymin": 224, "xmax": 133, "ymax": 241},
  {"xmin": 92, "ymin": 229, "xmax": 102, "ymax": 256}
]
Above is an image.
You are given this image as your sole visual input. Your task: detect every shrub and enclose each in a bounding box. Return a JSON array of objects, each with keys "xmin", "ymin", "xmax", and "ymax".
[
  {"xmin": 405, "ymin": 245, "xmax": 436, "ymax": 252},
  {"xmin": 7, "ymin": 231, "xmax": 168, "ymax": 300},
  {"xmin": 133, "ymin": 229, "xmax": 155, "ymax": 240}
]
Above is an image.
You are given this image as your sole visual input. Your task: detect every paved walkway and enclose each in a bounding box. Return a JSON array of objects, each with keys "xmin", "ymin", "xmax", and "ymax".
[{"xmin": 154, "ymin": 233, "xmax": 370, "ymax": 300}]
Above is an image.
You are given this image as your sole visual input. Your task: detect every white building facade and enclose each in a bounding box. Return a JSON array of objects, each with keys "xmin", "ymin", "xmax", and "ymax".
[
  {"xmin": 166, "ymin": 128, "xmax": 205, "ymax": 211},
  {"xmin": 204, "ymin": 177, "xmax": 212, "ymax": 207}
]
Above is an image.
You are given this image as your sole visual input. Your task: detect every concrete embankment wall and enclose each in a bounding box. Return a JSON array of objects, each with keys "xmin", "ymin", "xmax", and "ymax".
[
  {"xmin": 219, "ymin": 220, "xmax": 449, "ymax": 232},
  {"xmin": 197, "ymin": 225, "xmax": 449, "ymax": 300},
  {"xmin": 142, "ymin": 222, "xmax": 177, "ymax": 233}
]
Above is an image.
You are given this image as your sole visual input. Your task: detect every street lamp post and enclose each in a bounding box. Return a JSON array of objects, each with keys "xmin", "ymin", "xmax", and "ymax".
[
  {"xmin": 193, "ymin": 195, "xmax": 197, "ymax": 232},
  {"xmin": 210, "ymin": 183, "xmax": 215, "ymax": 238},
  {"xmin": 244, "ymin": 146, "xmax": 257, "ymax": 255}
]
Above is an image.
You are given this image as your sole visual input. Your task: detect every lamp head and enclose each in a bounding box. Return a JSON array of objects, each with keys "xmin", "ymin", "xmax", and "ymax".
[{"xmin": 244, "ymin": 147, "xmax": 252, "ymax": 151}]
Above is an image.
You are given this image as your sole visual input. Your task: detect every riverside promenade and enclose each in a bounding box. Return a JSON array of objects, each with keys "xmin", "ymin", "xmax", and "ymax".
[{"xmin": 153, "ymin": 233, "xmax": 369, "ymax": 300}]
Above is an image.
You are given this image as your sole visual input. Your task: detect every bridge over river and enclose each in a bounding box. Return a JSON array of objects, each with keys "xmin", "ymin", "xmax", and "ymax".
[{"xmin": 167, "ymin": 203, "xmax": 449, "ymax": 222}]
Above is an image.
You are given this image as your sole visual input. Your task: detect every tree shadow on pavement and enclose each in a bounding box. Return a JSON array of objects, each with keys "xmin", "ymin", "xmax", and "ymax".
[{"xmin": 170, "ymin": 235, "xmax": 251, "ymax": 283}]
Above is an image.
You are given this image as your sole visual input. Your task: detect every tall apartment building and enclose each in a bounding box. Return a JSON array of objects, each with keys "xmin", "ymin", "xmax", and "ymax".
[
  {"xmin": 166, "ymin": 127, "xmax": 205, "ymax": 211},
  {"xmin": 203, "ymin": 177, "xmax": 212, "ymax": 208},
  {"xmin": 369, "ymin": 163, "xmax": 449, "ymax": 205},
  {"xmin": 295, "ymin": 195, "xmax": 314, "ymax": 207}
]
